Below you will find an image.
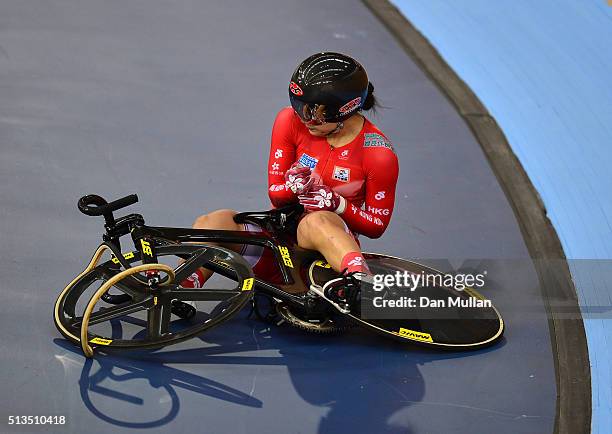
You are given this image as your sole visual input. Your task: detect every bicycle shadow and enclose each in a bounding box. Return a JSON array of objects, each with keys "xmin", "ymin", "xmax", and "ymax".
[
  {"xmin": 53, "ymin": 307, "xmax": 504, "ymax": 433},
  {"xmin": 53, "ymin": 337, "xmax": 263, "ymax": 429}
]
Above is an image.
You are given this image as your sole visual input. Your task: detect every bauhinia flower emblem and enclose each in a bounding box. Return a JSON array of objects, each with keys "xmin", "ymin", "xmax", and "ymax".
[
  {"xmin": 284, "ymin": 163, "xmax": 313, "ymax": 194},
  {"xmin": 287, "ymin": 173, "xmax": 308, "ymax": 193},
  {"xmin": 313, "ymin": 188, "xmax": 333, "ymax": 208}
]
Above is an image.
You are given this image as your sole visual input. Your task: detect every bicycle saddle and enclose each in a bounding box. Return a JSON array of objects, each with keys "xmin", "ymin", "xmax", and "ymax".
[{"xmin": 233, "ymin": 203, "xmax": 304, "ymax": 233}]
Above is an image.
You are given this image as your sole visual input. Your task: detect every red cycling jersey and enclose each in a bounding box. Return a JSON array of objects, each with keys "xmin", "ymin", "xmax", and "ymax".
[{"xmin": 267, "ymin": 107, "xmax": 399, "ymax": 239}]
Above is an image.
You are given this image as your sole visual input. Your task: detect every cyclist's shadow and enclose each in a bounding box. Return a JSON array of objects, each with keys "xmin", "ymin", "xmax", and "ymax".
[
  {"xmin": 55, "ymin": 307, "xmax": 495, "ymax": 433},
  {"xmin": 229, "ymin": 311, "xmax": 456, "ymax": 434}
]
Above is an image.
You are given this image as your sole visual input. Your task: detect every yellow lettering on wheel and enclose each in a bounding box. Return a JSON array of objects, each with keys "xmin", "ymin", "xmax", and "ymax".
[
  {"xmin": 90, "ymin": 337, "xmax": 113, "ymax": 346},
  {"xmin": 314, "ymin": 260, "xmax": 331, "ymax": 268},
  {"xmin": 278, "ymin": 246, "xmax": 294, "ymax": 268},
  {"xmin": 242, "ymin": 278, "xmax": 254, "ymax": 291},
  {"xmin": 398, "ymin": 328, "xmax": 433, "ymax": 343}
]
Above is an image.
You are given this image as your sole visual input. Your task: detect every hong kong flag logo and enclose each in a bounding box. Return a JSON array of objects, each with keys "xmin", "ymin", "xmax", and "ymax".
[{"xmin": 289, "ymin": 81, "xmax": 303, "ymax": 96}]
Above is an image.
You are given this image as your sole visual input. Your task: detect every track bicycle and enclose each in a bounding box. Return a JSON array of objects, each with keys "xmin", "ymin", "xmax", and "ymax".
[{"xmin": 54, "ymin": 194, "xmax": 504, "ymax": 357}]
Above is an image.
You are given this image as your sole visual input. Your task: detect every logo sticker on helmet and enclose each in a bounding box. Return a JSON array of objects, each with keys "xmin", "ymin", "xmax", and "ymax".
[
  {"xmin": 339, "ymin": 97, "xmax": 362, "ymax": 115},
  {"xmin": 289, "ymin": 81, "xmax": 303, "ymax": 96}
]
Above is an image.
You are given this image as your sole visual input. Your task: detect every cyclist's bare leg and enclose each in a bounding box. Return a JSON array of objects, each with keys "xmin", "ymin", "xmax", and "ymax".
[
  {"xmin": 185, "ymin": 209, "xmax": 243, "ymax": 284},
  {"xmin": 296, "ymin": 211, "xmax": 362, "ymax": 272}
]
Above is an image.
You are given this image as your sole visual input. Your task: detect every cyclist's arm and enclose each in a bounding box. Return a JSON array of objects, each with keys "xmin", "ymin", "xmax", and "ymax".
[
  {"xmin": 339, "ymin": 146, "xmax": 399, "ymax": 238},
  {"xmin": 267, "ymin": 108, "xmax": 298, "ymax": 207}
]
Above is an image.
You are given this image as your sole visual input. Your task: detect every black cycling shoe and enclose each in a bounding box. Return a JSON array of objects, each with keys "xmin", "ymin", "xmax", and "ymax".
[{"xmin": 171, "ymin": 299, "xmax": 196, "ymax": 320}]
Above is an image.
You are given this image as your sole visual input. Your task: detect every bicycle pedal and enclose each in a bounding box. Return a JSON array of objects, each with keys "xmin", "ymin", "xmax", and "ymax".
[{"xmin": 309, "ymin": 284, "xmax": 350, "ymax": 314}]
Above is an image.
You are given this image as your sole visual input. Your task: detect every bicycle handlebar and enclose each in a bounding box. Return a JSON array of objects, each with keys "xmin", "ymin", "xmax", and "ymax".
[{"xmin": 78, "ymin": 194, "xmax": 139, "ymax": 217}]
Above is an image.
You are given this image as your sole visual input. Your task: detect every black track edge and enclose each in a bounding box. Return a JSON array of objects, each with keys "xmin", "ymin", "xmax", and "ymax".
[{"xmin": 361, "ymin": 1, "xmax": 591, "ymax": 433}]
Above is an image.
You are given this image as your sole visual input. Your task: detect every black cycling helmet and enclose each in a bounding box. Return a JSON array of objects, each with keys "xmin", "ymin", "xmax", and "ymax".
[{"xmin": 289, "ymin": 52, "xmax": 369, "ymax": 123}]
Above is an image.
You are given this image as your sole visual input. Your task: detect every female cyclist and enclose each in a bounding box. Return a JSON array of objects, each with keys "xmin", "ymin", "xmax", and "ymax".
[{"xmin": 183, "ymin": 52, "xmax": 399, "ymax": 291}]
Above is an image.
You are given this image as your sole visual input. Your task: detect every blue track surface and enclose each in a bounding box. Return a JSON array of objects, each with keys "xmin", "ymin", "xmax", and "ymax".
[{"xmin": 390, "ymin": 0, "xmax": 612, "ymax": 431}]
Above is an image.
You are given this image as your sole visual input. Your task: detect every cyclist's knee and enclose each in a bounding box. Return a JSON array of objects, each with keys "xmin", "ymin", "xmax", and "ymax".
[
  {"xmin": 193, "ymin": 209, "xmax": 240, "ymax": 231},
  {"xmin": 298, "ymin": 211, "xmax": 343, "ymax": 239}
]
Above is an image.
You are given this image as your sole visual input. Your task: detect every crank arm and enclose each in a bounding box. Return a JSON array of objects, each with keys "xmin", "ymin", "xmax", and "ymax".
[{"xmin": 308, "ymin": 284, "xmax": 351, "ymax": 314}]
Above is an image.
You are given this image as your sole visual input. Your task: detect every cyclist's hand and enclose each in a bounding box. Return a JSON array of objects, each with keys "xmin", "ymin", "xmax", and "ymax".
[
  {"xmin": 298, "ymin": 184, "xmax": 346, "ymax": 214},
  {"xmin": 285, "ymin": 162, "xmax": 313, "ymax": 194}
]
